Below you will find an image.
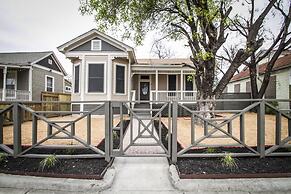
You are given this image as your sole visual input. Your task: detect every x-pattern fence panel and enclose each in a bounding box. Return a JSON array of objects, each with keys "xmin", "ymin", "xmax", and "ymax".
[{"xmin": 0, "ymin": 99, "xmax": 291, "ymax": 163}]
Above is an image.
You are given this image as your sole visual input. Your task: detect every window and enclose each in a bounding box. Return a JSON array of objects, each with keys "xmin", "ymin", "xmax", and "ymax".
[
  {"xmin": 6, "ymin": 71, "xmax": 17, "ymax": 98},
  {"xmin": 88, "ymin": 63, "xmax": 104, "ymax": 93},
  {"xmin": 246, "ymin": 81, "xmax": 251, "ymax": 93},
  {"xmin": 91, "ymin": 40, "xmax": 101, "ymax": 51},
  {"xmin": 45, "ymin": 76, "xmax": 54, "ymax": 92},
  {"xmin": 168, "ymin": 75, "xmax": 177, "ymax": 91},
  {"xmin": 234, "ymin": 83, "xmax": 240, "ymax": 93},
  {"xmin": 115, "ymin": 65, "xmax": 125, "ymax": 94},
  {"xmin": 48, "ymin": 59, "xmax": 53, "ymax": 65},
  {"xmin": 184, "ymin": 75, "xmax": 193, "ymax": 91},
  {"xmin": 74, "ymin": 65, "xmax": 80, "ymax": 93}
]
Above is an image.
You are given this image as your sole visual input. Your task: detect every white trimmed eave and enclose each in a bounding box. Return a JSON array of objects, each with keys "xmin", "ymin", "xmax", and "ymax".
[{"xmin": 131, "ymin": 64, "xmax": 195, "ymax": 73}]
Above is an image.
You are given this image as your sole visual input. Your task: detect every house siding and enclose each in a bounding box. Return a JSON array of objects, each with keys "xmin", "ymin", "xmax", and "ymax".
[
  {"xmin": 17, "ymin": 69, "xmax": 29, "ymax": 90},
  {"xmin": 71, "ymin": 38, "xmax": 123, "ymax": 52},
  {"xmin": 32, "ymin": 67, "xmax": 64, "ymax": 101},
  {"xmin": 227, "ymin": 67, "xmax": 291, "ymax": 109},
  {"xmin": 37, "ymin": 55, "xmax": 62, "ymax": 72}
]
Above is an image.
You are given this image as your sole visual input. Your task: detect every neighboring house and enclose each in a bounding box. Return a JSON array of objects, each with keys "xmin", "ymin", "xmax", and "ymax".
[
  {"xmin": 58, "ymin": 29, "xmax": 196, "ymax": 112},
  {"xmin": 227, "ymin": 54, "xmax": 291, "ymax": 109},
  {"xmin": 64, "ymin": 78, "xmax": 72, "ymax": 93},
  {"xmin": 0, "ymin": 51, "xmax": 67, "ymax": 101}
]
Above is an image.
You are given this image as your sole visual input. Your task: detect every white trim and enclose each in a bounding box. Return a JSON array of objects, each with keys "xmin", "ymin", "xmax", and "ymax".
[
  {"xmin": 73, "ymin": 63, "xmax": 80, "ymax": 94},
  {"xmin": 86, "ymin": 62, "xmax": 107, "ymax": 94},
  {"xmin": 138, "ymin": 75, "xmax": 151, "ymax": 101},
  {"xmin": 65, "ymin": 52, "xmax": 127, "ymax": 58},
  {"xmin": 33, "ymin": 64, "xmax": 64, "ymax": 76},
  {"xmin": 0, "ymin": 65, "xmax": 30, "ymax": 69},
  {"xmin": 113, "ymin": 63, "xmax": 127, "ymax": 95},
  {"xmin": 29, "ymin": 67, "xmax": 32, "ymax": 100},
  {"xmin": 91, "ymin": 40, "xmax": 102, "ymax": 51},
  {"xmin": 45, "ymin": 75, "xmax": 55, "ymax": 92}
]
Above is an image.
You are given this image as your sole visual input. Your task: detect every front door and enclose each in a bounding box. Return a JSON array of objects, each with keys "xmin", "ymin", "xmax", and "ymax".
[{"xmin": 140, "ymin": 82, "xmax": 150, "ymax": 100}]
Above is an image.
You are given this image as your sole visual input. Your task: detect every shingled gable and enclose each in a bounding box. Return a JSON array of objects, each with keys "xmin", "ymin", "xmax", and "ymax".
[
  {"xmin": 57, "ymin": 29, "xmax": 136, "ymax": 62},
  {"xmin": 0, "ymin": 51, "xmax": 67, "ymax": 76},
  {"xmin": 231, "ymin": 54, "xmax": 291, "ymax": 82}
]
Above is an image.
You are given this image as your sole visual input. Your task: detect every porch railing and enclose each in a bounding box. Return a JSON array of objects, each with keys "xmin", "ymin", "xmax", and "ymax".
[
  {"xmin": 151, "ymin": 90, "xmax": 197, "ymax": 101},
  {"xmin": 0, "ymin": 89, "xmax": 30, "ymax": 101}
]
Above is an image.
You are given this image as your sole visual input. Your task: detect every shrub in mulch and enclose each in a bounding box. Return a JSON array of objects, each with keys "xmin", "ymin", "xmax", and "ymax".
[
  {"xmin": 0, "ymin": 120, "xmax": 130, "ymax": 179},
  {"xmin": 154, "ymin": 120, "xmax": 291, "ymax": 179}
]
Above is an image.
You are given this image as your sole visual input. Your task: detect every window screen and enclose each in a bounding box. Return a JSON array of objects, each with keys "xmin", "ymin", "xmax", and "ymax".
[
  {"xmin": 234, "ymin": 84, "xmax": 240, "ymax": 93},
  {"xmin": 185, "ymin": 75, "xmax": 193, "ymax": 91},
  {"xmin": 116, "ymin": 65, "xmax": 125, "ymax": 93},
  {"xmin": 168, "ymin": 75, "xmax": 176, "ymax": 91},
  {"xmin": 46, "ymin": 76, "xmax": 53, "ymax": 92},
  {"xmin": 88, "ymin": 63, "xmax": 104, "ymax": 92},
  {"xmin": 74, "ymin": 65, "xmax": 79, "ymax": 93}
]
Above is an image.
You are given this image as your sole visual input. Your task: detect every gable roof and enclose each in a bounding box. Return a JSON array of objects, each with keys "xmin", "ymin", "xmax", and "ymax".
[
  {"xmin": 231, "ymin": 54, "xmax": 291, "ymax": 82},
  {"xmin": 0, "ymin": 51, "xmax": 51, "ymax": 65},
  {"xmin": 137, "ymin": 58, "xmax": 192, "ymax": 65},
  {"xmin": 57, "ymin": 29, "xmax": 136, "ymax": 62},
  {"xmin": 0, "ymin": 51, "xmax": 67, "ymax": 76}
]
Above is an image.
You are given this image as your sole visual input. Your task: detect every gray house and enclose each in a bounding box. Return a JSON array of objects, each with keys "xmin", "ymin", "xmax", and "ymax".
[
  {"xmin": 58, "ymin": 29, "xmax": 196, "ymax": 112},
  {"xmin": 0, "ymin": 51, "xmax": 67, "ymax": 101}
]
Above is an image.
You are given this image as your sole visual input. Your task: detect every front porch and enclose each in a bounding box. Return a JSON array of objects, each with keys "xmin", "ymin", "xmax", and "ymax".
[
  {"xmin": 0, "ymin": 66, "xmax": 31, "ymax": 101},
  {"xmin": 131, "ymin": 70, "xmax": 197, "ymax": 101}
]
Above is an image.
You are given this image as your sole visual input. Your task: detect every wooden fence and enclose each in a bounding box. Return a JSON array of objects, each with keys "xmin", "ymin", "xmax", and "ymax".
[{"xmin": 0, "ymin": 92, "xmax": 71, "ymax": 125}]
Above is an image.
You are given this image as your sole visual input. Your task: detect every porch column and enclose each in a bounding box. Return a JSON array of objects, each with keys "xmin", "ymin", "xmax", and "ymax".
[
  {"xmin": 28, "ymin": 67, "xmax": 32, "ymax": 101},
  {"xmin": 2, "ymin": 67, "xmax": 7, "ymax": 101},
  {"xmin": 180, "ymin": 70, "xmax": 183, "ymax": 100},
  {"xmin": 80, "ymin": 55, "xmax": 85, "ymax": 112},
  {"xmin": 128, "ymin": 57, "xmax": 131, "ymax": 101},
  {"xmin": 155, "ymin": 70, "xmax": 158, "ymax": 101}
]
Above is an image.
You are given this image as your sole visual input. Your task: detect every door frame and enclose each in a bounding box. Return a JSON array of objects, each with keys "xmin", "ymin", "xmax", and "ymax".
[{"xmin": 138, "ymin": 75, "xmax": 151, "ymax": 101}]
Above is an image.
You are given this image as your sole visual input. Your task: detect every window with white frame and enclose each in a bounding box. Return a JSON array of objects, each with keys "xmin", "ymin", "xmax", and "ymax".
[
  {"xmin": 74, "ymin": 65, "xmax": 80, "ymax": 93},
  {"xmin": 45, "ymin": 76, "xmax": 54, "ymax": 92},
  {"xmin": 48, "ymin": 59, "xmax": 53, "ymax": 65},
  {"xmin": 115, "ymin": 65, "xmax": 125, "ymax": 94},
  {"xmin": 88, "ymin": 63, "xmax": 104, "ymax": 93},
  {"xmin": 91, "ymin": 40, "xmax": 101, "ymax": 51}
]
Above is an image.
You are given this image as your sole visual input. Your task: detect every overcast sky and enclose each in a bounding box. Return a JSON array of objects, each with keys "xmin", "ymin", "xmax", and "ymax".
[{"xmin": 0, "ymin": 0, "xmax": 190, "ymax": 77}]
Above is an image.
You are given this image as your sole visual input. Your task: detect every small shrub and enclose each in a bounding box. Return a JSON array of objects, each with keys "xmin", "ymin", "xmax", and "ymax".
[
  {"xmin": 221, "ymin": 153, "xmax": 238, "ymax": 170},
  {"xmin": 39, "ymin": 155, "xmax": 58, "ymax": 171},
  {"xmin": 0, "ymin": 152, "xmax": 8, "ymax": 163},
  {"xmin": 65, "ymin": 148, "xmax": 75, "ymax": 155},
  {"xmin": 112, "ymin": 131, "xmax": 118, "ymax": 140},
  {"xmin": 205, "ymin": 147, "xmax": 216, "ymax": 153}
]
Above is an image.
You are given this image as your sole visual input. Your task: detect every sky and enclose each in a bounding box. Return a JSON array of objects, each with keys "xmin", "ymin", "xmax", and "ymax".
[
  {"xmin": 0, "ymin": 0, "xmax": 287, "ymax": 77},
  {"xmin": 0, "ymin": 0, "xmax": 190, "ymax": 77}
]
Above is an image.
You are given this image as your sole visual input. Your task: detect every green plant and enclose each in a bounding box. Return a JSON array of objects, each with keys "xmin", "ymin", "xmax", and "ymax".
[
  {"xmin": 205, "ymin": 147, "xmax": 216, "ymax": 153},
  {"xmin": 221, "ymin": 153, "xmax": 238, "ymax": 170},
  {"xmin": 65, "ymin": 141, "xmax": 75, "ymax": 155},
  {"xmin": 39, "ymin": 155, "xmax": 58, "ymax": 171},
  {"xmin": 112, "ymin": 131, "xmax": 118, "ymax": 140},
  {"xmin": 0, "ymin": 152, "xmax": 8, "ymax": 163},
  {"xmin": 265, "ymin": 101, "xmax": 279, "ymax": 115}
]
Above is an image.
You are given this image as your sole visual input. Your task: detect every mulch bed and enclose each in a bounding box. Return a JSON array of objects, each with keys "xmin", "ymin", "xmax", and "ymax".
[
  {"xmin": 154, "ymin": 120, "xmax": 291, "ymax": 179},
  {"xmin": 0, "ymin": 120, "xmax": 129, "ymax": 180}
]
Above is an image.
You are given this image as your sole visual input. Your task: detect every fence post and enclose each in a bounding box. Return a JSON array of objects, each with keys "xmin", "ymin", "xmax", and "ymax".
[
  {"xmin": 32, "ymin": 115, "xmax": 37, "ymax": 145},
  {"xmin": 257, "ymin": 100, "xmax": 265, "ymax": 158},
  {"xmin": 171, "ymin": 101, "xmax": 178, "ymax": 164},
  {"xmin": 13, "ymin": 103, "xmax": 22, "ymax": 156},
  {"xmin": 105, "ymin": 101, "xmax": 111, "ymax": 162},
  {"xmin": 87, "ymin": 113, "xmax": 91, "ymax": 145},
  {"xmin": 0, "ymin": 114, "xmax": 3, "ymax": 144}
]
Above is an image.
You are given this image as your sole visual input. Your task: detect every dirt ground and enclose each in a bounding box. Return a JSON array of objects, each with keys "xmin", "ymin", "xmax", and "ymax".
[
  {"xmin": 162, "ymin": 112, "xmax": 290, "ymax": 148},
  {"xmin": 3, "ymin": 115, "xmax": 121, "ymax": 146}
]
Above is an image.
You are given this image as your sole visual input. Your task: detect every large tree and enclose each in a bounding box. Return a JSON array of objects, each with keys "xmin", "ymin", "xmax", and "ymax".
[
  {"xmin": 79, "ymin": 0, "xmax": 284, "ymax": 111},
  {"xmin": 219, "ymin": 0, "xmax": 291, "ymax": 99}
]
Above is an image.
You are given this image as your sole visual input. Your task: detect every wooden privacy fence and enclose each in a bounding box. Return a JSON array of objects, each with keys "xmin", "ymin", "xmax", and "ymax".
[
  {"xmin": 0, "ymin": 99, "xmax": 290, "ymax": 163},
  {"xmin": 0, "ymin": 92, "xmax": 71, "ymax": 125}
]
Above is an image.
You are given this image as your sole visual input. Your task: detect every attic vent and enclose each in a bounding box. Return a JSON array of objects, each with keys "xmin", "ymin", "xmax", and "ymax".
[
  {"xmin": 91, "ymin": 40, "xmax": 101, "ymax": 51},
  {"xmin": 48, "ymin": 59, "xmax": 53, "ymax": 65}
]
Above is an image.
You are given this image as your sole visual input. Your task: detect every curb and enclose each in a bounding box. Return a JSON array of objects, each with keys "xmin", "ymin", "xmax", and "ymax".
[
  {"xmin": 0, "ymin": 166, "xmax": 116, "ymax": 192},
  {"xmin": 168, "ymin": 164, "xmax": 291, "ymax": 193}
]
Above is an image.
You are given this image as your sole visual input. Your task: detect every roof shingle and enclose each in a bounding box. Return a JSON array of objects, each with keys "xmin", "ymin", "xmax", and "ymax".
[{"xmin": 0, "ymin": 51, "xmax": 52, "ymax": 65}]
